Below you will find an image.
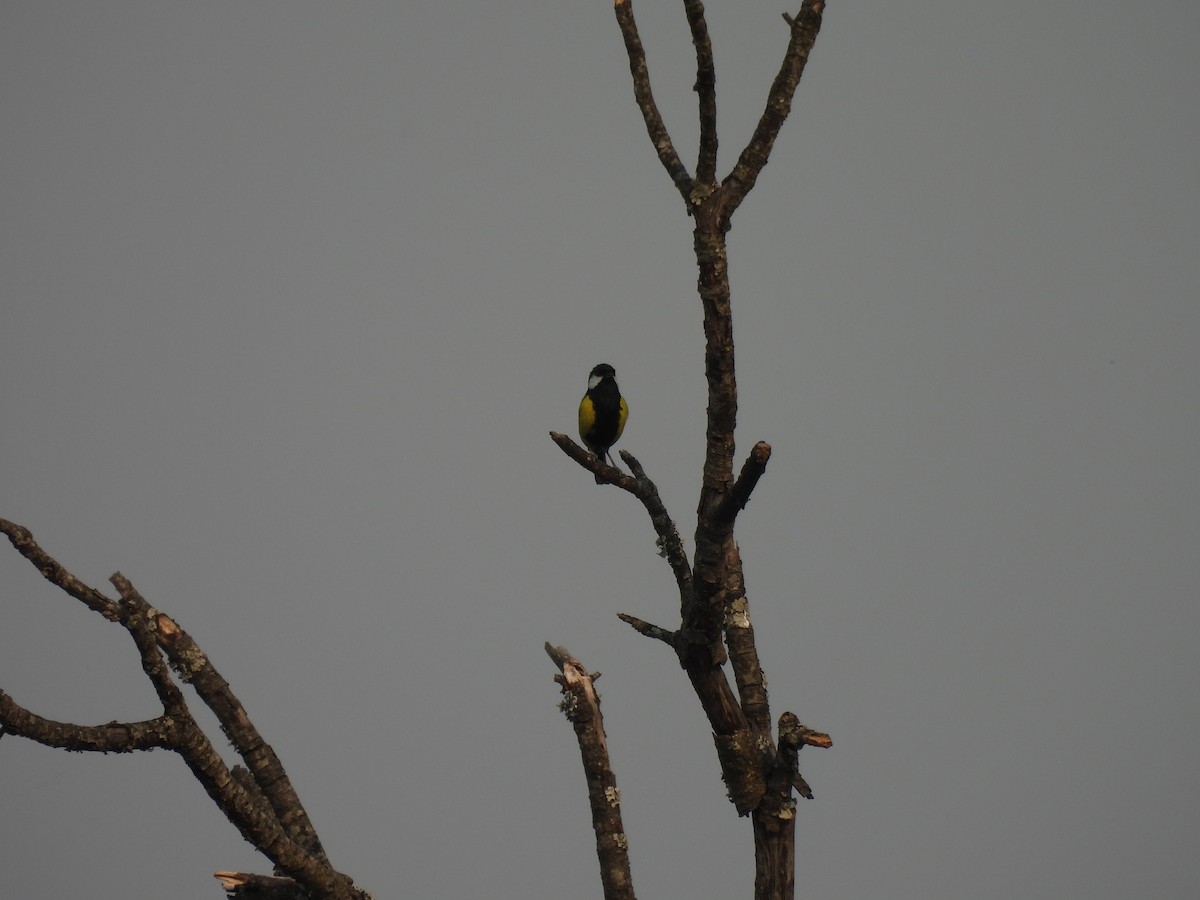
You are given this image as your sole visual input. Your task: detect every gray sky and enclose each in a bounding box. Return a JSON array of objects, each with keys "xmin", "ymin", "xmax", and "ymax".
[{"xmin": 3, "ymin": 2, "xmax": 1198, "ymax": 898}]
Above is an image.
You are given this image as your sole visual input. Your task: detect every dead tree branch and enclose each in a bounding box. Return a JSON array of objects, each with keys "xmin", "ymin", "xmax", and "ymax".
[
  {"xmin": 546, "ymin": 644, "xmax": 636, "ymax": 900},
  {"xmin": 684, "ymin": 0, "xmax": 718, "ymax": 185},
  {"xmin": 724, "ymin": 3, "xmax": 826, "ymax": 211},
  {"xmin": 550, "ymin": 432, "xmax": 692, "ymax": 602},
  {"xmin": 550, "ymin": 4, "xmax": 830, "ymax": 899},
  {"xmin": 613, "ymin": 0, "xmax": 692, "ymax": 203},
  {"xmin": 0, "ymin": 517, "xmax": 367, "ymax": 900}
]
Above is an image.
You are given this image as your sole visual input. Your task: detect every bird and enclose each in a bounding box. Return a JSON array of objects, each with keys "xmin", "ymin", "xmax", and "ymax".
[{"xmin": 578, "ymin": 363, "xmax": 628, "ymax": 481}]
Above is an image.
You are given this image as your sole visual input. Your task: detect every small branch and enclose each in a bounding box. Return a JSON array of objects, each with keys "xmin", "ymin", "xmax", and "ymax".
[
  {"xmin": 216, "ymin": 872, "xmax": 307, "ymax": 899},
  {"xmin": 613, "ymin": 0, "xmax": 693, "ymax": 205},
  {"xmin": 683, "ymin": 0, "xmax": 718, "ymax": 185},
  {"xmin": 0, "ymin": 691, "xmax": 179, "ymax": 752},
  {"xmin": 796, "ymin": 724, "xmax": 832, "ymax": 750},
  {"xmin": 550, "ymin": 430, "xmax": 637, "ymax": 486},
  {"xmin": 723, "ymin": 0, "xmax": 824, "ymax": 210},
  {"xmin": 792, "ymin": 772, "xmax": 814, "ymax": 801},
  {"xmin": 550, "ymin": 433, "xmax": 692, "ymax": 603},
  {"xmin": 618, "ymin": 449, "xmax": 692, "ymax": 597},
  {"xmin": 713, "ymin": 441, "xmax": 772, "ymax": 525},
  {"xmin": 777, "ymin": 712, "xmax": 831, "ymax": 803},
  {"xmin": 0, "ymin": 517, "xmax": 119, "ymax": 620},
  {"xmin": 545, "ymin": 643, "xmax": 637, "ymax": 900},
  {"xmin": 616, "ymin": 612, "xmax": 678, "ymax": 652}
]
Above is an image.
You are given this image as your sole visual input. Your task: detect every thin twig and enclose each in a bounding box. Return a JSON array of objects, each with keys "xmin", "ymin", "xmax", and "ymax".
[{"xmin": 616, "ymin": 612, "xmax": 678, "ymax": 650}]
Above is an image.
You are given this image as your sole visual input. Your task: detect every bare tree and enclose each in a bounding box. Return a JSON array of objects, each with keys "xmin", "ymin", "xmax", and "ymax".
[
  {"xmin": 3, "ymin": 5, "xmax": 830, "ymax": 898},
  {"xmin": 0, "ymin": 518, "xmax": 367, "ymax": 900},
  {"xmin": 548, "ymin": 3, "xmax": 831, "ymax": 899}
]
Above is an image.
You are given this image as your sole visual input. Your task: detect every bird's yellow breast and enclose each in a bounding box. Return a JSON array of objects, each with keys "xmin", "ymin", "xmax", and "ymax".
[{"xmin": 578, "ymin": 394, "xmax": 597, "ymax": 438}]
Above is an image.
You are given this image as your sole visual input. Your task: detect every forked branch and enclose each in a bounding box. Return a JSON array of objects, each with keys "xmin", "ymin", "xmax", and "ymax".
[
  {"xmin": 724, "ymin": 2, "xmax": 826, "ymax": 210},
  {"xmin": 0, "ymin": 518, "xmax": 366, "ymax": 900}
]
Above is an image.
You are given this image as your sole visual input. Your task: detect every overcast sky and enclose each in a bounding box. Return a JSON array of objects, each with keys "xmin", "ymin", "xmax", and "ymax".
[{"xmin": 3, "ymin": 3, "xmax": 1198, "ymax": 898}]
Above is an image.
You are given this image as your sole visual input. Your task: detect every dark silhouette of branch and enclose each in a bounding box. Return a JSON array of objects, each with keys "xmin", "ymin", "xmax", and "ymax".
[
  {"xmin": 550, "ymin": 432, "xmax": 692, "ymax": 600},
  {"xmin": 0, "ymin": 693, "xmax": 180, "ymax": 751},
  {"xmin": 0, "ymin": 518, "xmax": 367, "ymax": 900},
  {"xmin": 613, "ymin": 0, "xmax": 692, "ymax": 204},
  {"xmin": 545, "ymin": 644, "xmax": 637, "ymax": 900},
  {"xmin": 723, "ymin": 3, "xmax": 826, "ymax": 211},
  {"xmin": 714, "ymin": 441, "xmax": 773, "ymax": 525},
  {"xmin": 1, "ymin": 518, "xmax": 120, "ymax": 619},
  {"xmin": 616, "ymin": 613, "xmax": 678, "ymax": 652},
  {"xmin": 215, "ymin": 872, "xmax": 310, "ymax": 899},
  {"xmin": 617, "ymin": 449, "xmax": 693, "ymax": 598},
  {"xmin": 684, "ymin": 0, "xmax": 718, "ymax": 185}
]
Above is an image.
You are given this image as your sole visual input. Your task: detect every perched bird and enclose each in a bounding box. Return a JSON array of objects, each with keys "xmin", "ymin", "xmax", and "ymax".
[{"xmin": 578, "ymin": 363, "xmax": 628, "ymax": 481}]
